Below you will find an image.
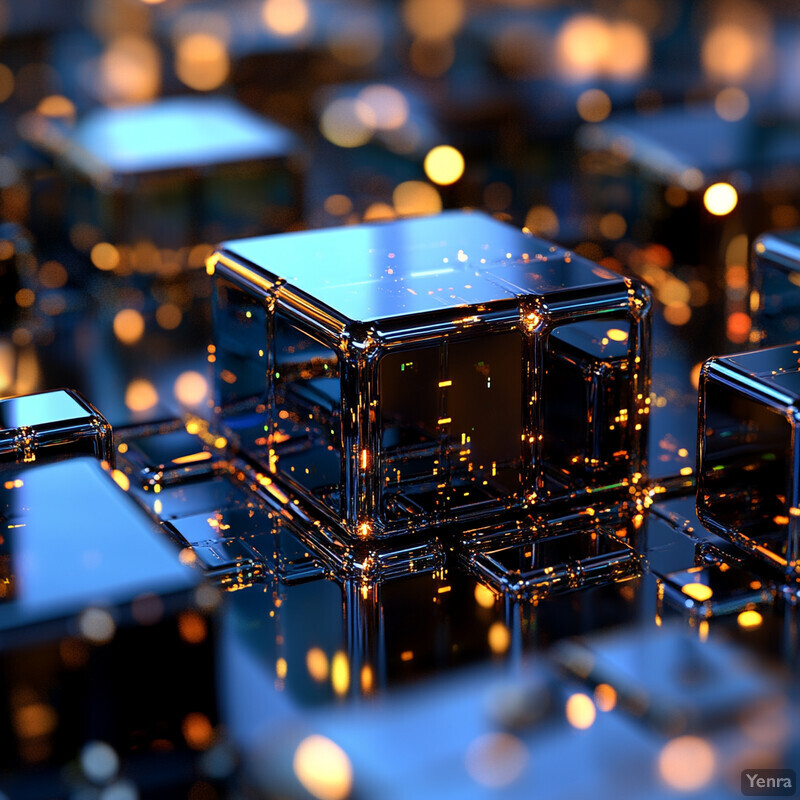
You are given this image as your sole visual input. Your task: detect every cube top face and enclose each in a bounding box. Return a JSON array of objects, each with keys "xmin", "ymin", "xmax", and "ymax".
[
  {"xmin": 218, "ymin": 210, "xmax": 630, "ymax": 329},
  {"xmin": 718, "ymin": 343, "xmax": 800, "ymax": 403},
  {"xmin": 65, "ymin": 96, "xmax": 297, "ymax": 182},
  {"xmin": 0, "ymin": 457, "xmax": 196, "ymax": 622},
  {"xmin": 0, "ymin": 389, "xmax": 90, "ymax": 430},
  {"xmin": 213, "ymin": 212, "xmax": 650, "ymax": 539},
  {"xmin": 0, "ymin": 389, "xmax": 113, "ymax": 467}
]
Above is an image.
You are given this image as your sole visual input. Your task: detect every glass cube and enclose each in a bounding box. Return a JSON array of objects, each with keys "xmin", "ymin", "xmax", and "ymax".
[
  {"xmin": 35, "ymin": 96, "xmax": 301, "ymax": 251},
  {"xmin": 0, "ymin": 389, "xmax": 113, "ymax": 467},
  {"xmin": 656, "ymin": 558, "xmax": 776, "ymax": 621},
  {"xmin": 463, "ymin": 526, "xmax": 640, "ymax": 601},
  {"xmin": 751, "ymin": 229, "xmax": 800, "ymax": 346},
  {"xmin": 211, "ymin": 210, "xmax": 651, "ymax": 538},
  {"xmin": 697, "ymin": 343, "xmax": 800, "ymax": 580},
  {"xmin": 553, "ymin": 624, "xmax": 778, "ymax": 734}
]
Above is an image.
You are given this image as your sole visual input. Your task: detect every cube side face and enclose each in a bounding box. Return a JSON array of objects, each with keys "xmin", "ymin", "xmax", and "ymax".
[
  {"xmin": 697, "ymin": 361, "xmax": 798, "ymax": 571},
  {"xmin": 213, "ymin": 271, "xmax": 272, "ymax": 464},
  {"xmin": 213, "ymin": 269, "xmax": 345, "ymax": 517},
  {"xmin": 751, "ymin": 231, "xmax": 800, "ymax": 346},
  {"xmin": 540, "ymin": 311, "xmax": 649, "ymax": 497},
  {"xmin": 64, "ymin": 160, "xmax": 300, "ymax": 252},
  {"xmin": 375, "ymin": 324, "xmax": 525, "ymax": 532}
]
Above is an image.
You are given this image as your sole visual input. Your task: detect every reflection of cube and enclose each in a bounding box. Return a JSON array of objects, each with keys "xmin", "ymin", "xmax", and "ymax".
[
  {"xmin": 751, "ymin": 229, "xmax": 800, "ymax": 346},
  {"xmin": 40, "ymin": 96, "xmax": 301, "ymax": 250},
  {"xmin": 211, "ymin": 210, "xmax": 651, "ymax": 538},
  {"xmin": 0, "ymin": 389, "xmax": 113, "ymax": 467},
  {"xmin": 697, "ymin": 344, "xmax": 800, "ymax": 580}
]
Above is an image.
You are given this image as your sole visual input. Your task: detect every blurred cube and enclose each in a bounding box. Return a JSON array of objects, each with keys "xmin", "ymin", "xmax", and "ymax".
[
  {"xmin": 553, "ymin": 624, "xmax": 779, "ymax": 734},
  {"xmin": 39, "ymin": 96, "xmax": 301, "ymax": 252},
  {"xmin": 211, "ymin": 210, "xmax": 651, "ymax": 538},
  {"xmin": 697, "ymin": 344, "xmax": 800, "ymax": 581},
  {"xmin": 0, "ymin": 389, "xmax": 113, "ymax": 467},
  {"xmin": 751, "ymin": 229, "xmax": 800, "ymax": 346},
  {"xmin": 0, "ymin": 456, "xmax": 218, "ymax": 786}
]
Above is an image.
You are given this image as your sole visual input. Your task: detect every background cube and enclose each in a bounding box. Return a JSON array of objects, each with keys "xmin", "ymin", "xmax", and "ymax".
[
  {"xmin": 751, "ymin": 229, "xmax": 800, "ymax": 346},
  {"xmin": 0, "ymin": 389, "xmax": 113, "ymax": 467},
  {"xmin": 212, "ymin": 211, "xmax": 650, "ymax": 538},
  {"xmin": 30, "ymin": 96, "xmax": 302, "ymax": 252},
  {"xmin": 697, "ymin": 344, "xmax": 800, "ymax": 581}
]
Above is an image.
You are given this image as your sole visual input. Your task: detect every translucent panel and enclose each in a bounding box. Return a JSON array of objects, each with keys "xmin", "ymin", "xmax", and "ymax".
[
  {"xmin": 380, "ymin": 345, "xmax": 441, "ymax": 520},
  {"xmin": 699, "ymin": 379, "xmax": 793, "ymax": 537},
  {"xmin": 543, "ymin": 318, "xmax": 635, "ymax": 489},
  {"xmin": 446, "ymin": 332, "xmax": 522, "ymax": 506},
  {"xmin": 272, "ymin": 312, "xmax": 341, "ymax": 497},
  {"xmin": 213, "ymin": 275, "xmax": 270, "ymax": 459},
  {"xmin": 379, "ymin": 331, "xmax": 522, "ymax": 523},
  {"xmin": 657, "ymin": 561, "xmax": 775, "ymax": 619}
]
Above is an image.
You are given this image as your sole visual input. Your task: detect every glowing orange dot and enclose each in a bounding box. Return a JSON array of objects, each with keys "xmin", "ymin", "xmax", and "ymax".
[
  {"xmin": 174, "ymin": 371, "xmax": 208, "ymax": 406},
  {"xmin": 658, "ymin": 736, "xmax": 715, "ymax": 791},
  {"xmin": 703, "ymin": 182, "xmax": 738, "ymax": 216},
  {"xmin": 178, "ymin": 611, "xmax": 207, "ymax": 644},
  {"xmin": 726, "ymin": 311, "xmax": 751, "ymax": 343},
  {"xmin": 182, "ymin": 712, "xmax": 214, "ymax": 750},
  {"xmin": 566, "ymin": 693, "xmax": 596, "ymax": 729},
  {"xmin": 113, "ymin": 309, "xmax": 145, "ymax": 345}
]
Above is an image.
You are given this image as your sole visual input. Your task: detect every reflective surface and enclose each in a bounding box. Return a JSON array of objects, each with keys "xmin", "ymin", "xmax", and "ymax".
[
  {"xmin": 5, "ymin": 0, "xmax": 800, "ymax": 796},
  {"xmin": 698, "ymin": 345, "xmax": 800, "ymax": 580},
  {"xmin": 214, "ymin": 211, "xmax": 651, "ymax": 537},
  {"xmin": 0, "ymin": 388, "xmax": 113, "ymax": 466}
]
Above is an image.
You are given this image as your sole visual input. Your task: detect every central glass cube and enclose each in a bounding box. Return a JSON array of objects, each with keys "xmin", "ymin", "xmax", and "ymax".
[{"xmin": 211, "ymin": 211, "xmax": 650, "ymax": 538}]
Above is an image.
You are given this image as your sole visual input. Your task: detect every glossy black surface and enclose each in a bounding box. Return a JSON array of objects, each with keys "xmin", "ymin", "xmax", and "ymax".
[{"xmin": 698, "ymin": 345, "xmax": 800, "ymax": 581}]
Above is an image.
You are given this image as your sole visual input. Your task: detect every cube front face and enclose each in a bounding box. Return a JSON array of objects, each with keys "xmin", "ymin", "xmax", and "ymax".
[
  {"xmin": 697, "ymin": 346, "xmax": 800, "ymax": 577},
  {"xmin": 377, "ymin": 327, "xmax": 525, "ymax": 529},
  {"xmin": 212, "ymin": 212, "xmax": 650, "ymax": 539}
]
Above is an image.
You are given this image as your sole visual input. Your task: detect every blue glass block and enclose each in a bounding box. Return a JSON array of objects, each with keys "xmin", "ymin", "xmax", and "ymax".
[
  {"xmin": 553, "ymin": 624, "xmax": 778, "ymax": 734},
  {"xmin": 211, "ymin": 210, "xmax": 651, "ymax": 538},
  {"xmin": 463, "ymin": 527, "xmax": 640, "ymax": 601},
  {"xmin": 0, "ymin": 457, "xmax": 196, "ymax": 631},
  {"xmin": 0, "ymin": 389, "xmax": 113, "ymax": 467},
  {"xmin": 751, "ymin": 229, "xmax": 800, "ymax": 346},
  {"xmin": 697, "ymin": 343, "xmax": 800, "ymax": 581},
  {"xmin": 43, "ymin": 96, "xmax": 301, "ymax": 249}
]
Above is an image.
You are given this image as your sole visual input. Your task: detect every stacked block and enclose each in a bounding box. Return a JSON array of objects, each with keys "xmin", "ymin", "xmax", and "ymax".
[
  {"xmin": 211, "ymin": 210, "xmax": 651, "ymax": 538},
  {"xmin": 697, "ymin": 343, "xmax": 800, "ymax": 580}
]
